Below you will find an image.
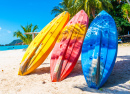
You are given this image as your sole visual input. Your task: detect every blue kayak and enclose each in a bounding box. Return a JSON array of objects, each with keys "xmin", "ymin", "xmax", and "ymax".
[{"xmin": 81, "ymin": 10, "xmax": 118, "ymax": 89}]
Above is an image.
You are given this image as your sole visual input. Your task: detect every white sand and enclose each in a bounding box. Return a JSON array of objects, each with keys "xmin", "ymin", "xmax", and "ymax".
[{"xmin": 0, "ymin": 45, "xmax": 130, "ymax": 94}]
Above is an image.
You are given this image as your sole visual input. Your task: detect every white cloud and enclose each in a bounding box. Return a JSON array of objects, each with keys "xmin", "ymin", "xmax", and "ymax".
[
  {"xmin": 7, "ymin": 30, "xmax": 11, "ymax": 33},
  {"xmin": 0, "ymin": 27, "xmax": 11, "ymax": 33}
]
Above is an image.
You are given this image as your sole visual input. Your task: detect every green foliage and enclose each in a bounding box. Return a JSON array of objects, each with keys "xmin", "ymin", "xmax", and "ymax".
[
  {"xmin": 51, "ymin": 0, "xmax": 113, "ymax": 18},
  {"xmin": 51, "ymin": 0, "xmax": 130, "ymax": 35},
  {"xmin": 110, "ymin": 0, "xmax": 130, "ymax": 35},
  {"xmin": 51, "ymin": 0, "xmax": 77, "ymax": 17},
  {"xmin": 122, "ymin": 3, "xmax": 130, "ymax": 21},
  {"xmin": 84, "ymin": 0, "xmax": 113, "ymax": 17},
  {"xmin": 13, "ymin": 23, "xmax": 38, "ymax": 45}
]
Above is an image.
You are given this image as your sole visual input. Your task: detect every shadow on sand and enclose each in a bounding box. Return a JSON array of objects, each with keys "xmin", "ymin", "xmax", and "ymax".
[
  {"xmin": 66, "ymin": 60, "xmax": 83, "ymax": 78},
  {"xmin": 26, "ymin": 56, "xmax": 130, "ymax": 93},
  {"xmin": 32, "ymin": 60, "xmax": 83, "ymax": 76},
  {"xmin": 30, "ymin": 62, "xmax": 50, "ymax": 75},
  {"xmin": 73, "ymin": 55, "xmax": 130, "ymax": 93},
  {"xmin": 103, "ymin": 55, "xmax": 130, "ymax": 88}
]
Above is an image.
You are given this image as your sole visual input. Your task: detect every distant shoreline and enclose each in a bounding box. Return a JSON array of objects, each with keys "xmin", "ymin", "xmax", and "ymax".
[
  {"xmin": 0, "ymin": 39, "xmax": 24, "ymax": 46},
  {"xmin": 0, "ymin": 45, "xmax": 28, "ymax": 51},
  {"xmin": 0, "ymin": 44, "xmax": 28, "ymax": 46}
]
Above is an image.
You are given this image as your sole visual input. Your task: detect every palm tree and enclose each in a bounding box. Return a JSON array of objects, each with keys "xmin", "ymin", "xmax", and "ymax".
[
  {"xmin": 120, "ymin": 0, "xmax": 130, "ymax": 23},
  {"xmin": 116, "ymin": 0, "xmax": 130, "ymax": 22},
  {"xmin": 51, "ymin": 0, "xmax": 113, "ymax": 18},
  {"xmin": 13, "ymin": 23, "xmax": 38, "ymax": 45},
  {"xmin": 122, "ymin": 3, "xmax": 130, "ymax": 22},
  {"xmin": 51, "ymin": 0, "xmax": 77, "ymax": 17},
  {"xmin": 73, "ymin": 0, "xmax": 113, "ymax": 18}
]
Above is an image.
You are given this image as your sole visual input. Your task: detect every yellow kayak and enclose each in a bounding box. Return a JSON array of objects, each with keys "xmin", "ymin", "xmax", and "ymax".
[{"xmin": 18, "ymin": 11, "xmax": 70, "ymax": 76}]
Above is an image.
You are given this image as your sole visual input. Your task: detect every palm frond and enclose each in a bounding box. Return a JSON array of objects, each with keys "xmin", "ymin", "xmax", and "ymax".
[
  {"xmin": 21, "ymin": 25, "xmax": 27, "ymax": 32},
  {"xmin": 51, "ymin": 0, "xmax": 113, "ymax": 18},
  {"xmin": 51, "ymin": 6, "xmax": 65, "ymax": 16},
  {"xmin": 28, "ymin": 23, "xmax": 33, "ymax": 32},
  {"xmin": 13, "ymin": 23, "xmax": 38, "ymax": 44},
  {"xmin": 122, "ymin": 3, "xmax": 130, "ymax": 21},
  {"xmin": 13, "ymin": 30, "xmax": 26, "ymax": 42},
  {"xmin": 32, "ymin": 25, "xmax": 38, "ymax": 32}
]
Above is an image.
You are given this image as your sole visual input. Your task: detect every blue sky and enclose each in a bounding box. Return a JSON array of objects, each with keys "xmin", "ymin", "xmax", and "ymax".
[{"xmin": 0, "ymin": 0, "xmax": 62, "ymax": 45}]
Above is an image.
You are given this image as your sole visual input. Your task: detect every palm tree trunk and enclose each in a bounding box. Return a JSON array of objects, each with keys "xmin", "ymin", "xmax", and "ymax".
[
  {"xmin": 126, "ymin": 0, "xmax": 130, "ymax": 4},
  {"xmin": 127, "ymin": 14, "xmax": 130, "ymax": 23},
  {"xmin": 91, "ymin": 8, "xmax": 95, "ymax": 18}
]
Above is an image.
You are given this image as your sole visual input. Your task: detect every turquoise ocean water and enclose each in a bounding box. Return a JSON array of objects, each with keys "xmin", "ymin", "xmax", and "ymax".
[{"xmin": 0, "ymin": 45, "xmax": 28, "ymax": 51}]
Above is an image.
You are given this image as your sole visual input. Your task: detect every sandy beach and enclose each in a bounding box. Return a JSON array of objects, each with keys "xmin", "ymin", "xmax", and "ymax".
[{"xmin": 0, "ymin": 44, "xmax": 130, "ymax": 94}]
